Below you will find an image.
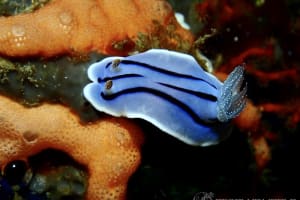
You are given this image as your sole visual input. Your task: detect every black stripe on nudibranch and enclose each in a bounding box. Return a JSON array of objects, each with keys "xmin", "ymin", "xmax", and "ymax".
[
  {"xmin": 105, "ymin": 62, "xmax": 111, "ymax": 69},
  {"xmin": 159, "ymin": 83, "xmax": 217, "ymax": 102},
  {"xmin": 101, "ymin": 87, "xmax": 215, "ymax": 127},
  {"xmin": 106, "ymin": 60, "xmax": 218, "ymax": 89},
  {"xmin": 99, "ymin": 75, "xmax": 217, "ymax": 102},
  {"xmin": 98, "ymin": 74, "xmax": 143, "ymax": 83}
]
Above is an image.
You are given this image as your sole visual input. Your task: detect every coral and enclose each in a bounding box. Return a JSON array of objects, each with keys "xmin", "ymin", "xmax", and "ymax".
[
  {"xmin": 0, "ymin": 95, "xmax": 144, "ymax": 199},
  {"xmin": 200, "ymin": 0, "xmax": 299, "ymax": 195},
  {"xmin": 128, "ymin": 0, "xmax": 299, "ymax": 199},
  {"xmin": 194, "ymin": 0, "xmax": 253, "ymax": 30},
  {"xmin": 214, "ymin": 41, "xmax": 299, "ymax": 174},
  {"xmin": 190, "ymin": 0, "xmax": 299, "ymax": 162},
  {"xmin": 0, "ymin": 0, "xmax": 193, "ymax": 57}
]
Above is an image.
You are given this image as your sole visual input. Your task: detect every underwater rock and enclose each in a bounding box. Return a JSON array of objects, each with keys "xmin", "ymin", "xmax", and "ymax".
[{"xmin": 0, "ymin": 53, "xmax": 105, "ymax": 122}]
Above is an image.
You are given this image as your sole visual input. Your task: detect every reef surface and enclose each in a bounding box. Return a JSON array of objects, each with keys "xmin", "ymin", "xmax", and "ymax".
[{"xmin": 0, "ymin": 0, "xmax": 299, "ymax": 200}]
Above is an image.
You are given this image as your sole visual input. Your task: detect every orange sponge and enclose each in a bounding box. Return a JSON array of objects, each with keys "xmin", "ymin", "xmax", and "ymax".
[
  {"xmin": 0, "ymin": 0, "xmax": 193, "ymax": 57},
  {"xmin": 0, "ymin": 95, "xmax": 144, "ymax": 199}
]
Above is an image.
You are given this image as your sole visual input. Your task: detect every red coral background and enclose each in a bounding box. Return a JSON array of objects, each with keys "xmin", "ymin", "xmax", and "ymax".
[{"xmin": 128, "ymin": 0, "xmax": 300, "ymax": 199}]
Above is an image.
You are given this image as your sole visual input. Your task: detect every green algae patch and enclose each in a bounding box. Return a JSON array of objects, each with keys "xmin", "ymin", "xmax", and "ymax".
[
  {"xmin": 109, "ymin": 20, "xmax": 193, "ymax": 56},
  {"xmin": 0, "ymin": 57, "xmax": 15, "ymax": 83},
  {"xmin": 133, "ymin": 20, "xmax": 192, "ymax": 54},
  {"xmin": 0, "ymin": 0, "xmax": 50, "ymax": 16},
  {"xmin": 0, "ymin": 54, "xmax": 105, "ymax": 122}
]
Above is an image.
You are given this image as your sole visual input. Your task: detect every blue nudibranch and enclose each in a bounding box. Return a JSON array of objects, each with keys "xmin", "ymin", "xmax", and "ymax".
[{"xmin": 83, "ymin": 49, "xmax": 247, "ymax": 146}]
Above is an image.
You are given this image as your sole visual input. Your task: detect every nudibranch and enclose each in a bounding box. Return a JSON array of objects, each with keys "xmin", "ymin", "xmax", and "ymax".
[{"xmin": 83, "ymin": 49, "xmax": 247, "ymax": 146}]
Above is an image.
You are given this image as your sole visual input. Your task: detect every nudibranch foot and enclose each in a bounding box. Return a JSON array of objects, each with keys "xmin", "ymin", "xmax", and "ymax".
[{"xmin": 217, "ymin": 66, "xmax": 247, "ymax": 122}]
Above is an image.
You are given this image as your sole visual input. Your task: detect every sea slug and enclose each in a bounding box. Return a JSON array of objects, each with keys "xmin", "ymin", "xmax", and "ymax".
[{"xmin": 84, "ymin": 49, "xmax": 246, "ymax": 146}]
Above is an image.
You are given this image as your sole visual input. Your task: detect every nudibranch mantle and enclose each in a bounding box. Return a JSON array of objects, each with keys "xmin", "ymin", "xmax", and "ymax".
[{"xmin": 83, "ymin": 49, "xmax": 246, "ymax": 146}]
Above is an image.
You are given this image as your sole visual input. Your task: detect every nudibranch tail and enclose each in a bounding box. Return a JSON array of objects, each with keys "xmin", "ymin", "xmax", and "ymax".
[{"xmin": 217, "ymin": 66, "xmax": 247, "ymax": 122}]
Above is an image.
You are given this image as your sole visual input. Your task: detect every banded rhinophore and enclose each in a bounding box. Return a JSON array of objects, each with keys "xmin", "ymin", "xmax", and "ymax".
[{"xmin": 83, "ymin": 49, "xmax": 247, "ymax": 146}]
